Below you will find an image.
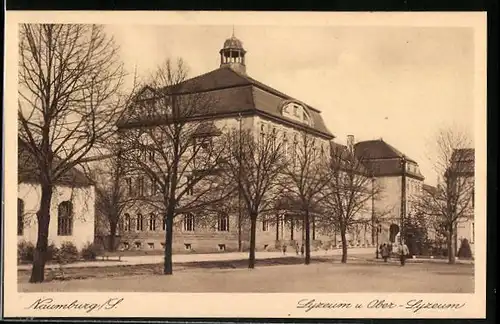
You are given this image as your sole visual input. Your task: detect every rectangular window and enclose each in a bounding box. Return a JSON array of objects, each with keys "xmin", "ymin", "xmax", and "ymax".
[
  {"xmin": 149, "ymin": 214, "xmax": 156, "ymax": 231},
  {"xmin": 183, "ymin": 213, "xmax": 195, "ymax": 232},
  {"xmin": 125, "ymin": 178, "xmax": 132, "ymax": 196},
  {"xmin": 57, "ymin": 201, "xmax": 73, "ymax": 236},
  {"xmin": 151, "ymin": 178, "xmax": 157, "ymax": 195},
  {"xmin": 186, "ymin": 176, "xmax": 193, "ymax": 195},
  {"xmin": 136, "ymin": 214, "xmax": 144, "ymax": 231},
  {"xmin": 138, "ymin": 177, "xmax": 144, "ymax": 196},
  {"xmin": 217, "ymin": 214, "xmax": 229, "ymax": 232},
  {"xmin": 124, "ymin": 214, "xmax": 131, "ymax": 232},
  {"xmin": 262, "ymin": 217, "xmax": 269, "ymax": 232}
]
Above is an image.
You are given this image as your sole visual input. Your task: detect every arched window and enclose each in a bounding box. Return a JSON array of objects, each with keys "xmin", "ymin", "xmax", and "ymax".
[
  {"xmin": 136, "ymin": 213, "xmax": 144, "ymax": 231},
  {"xmin": 57, "ymin": 201, "xmax": 73, "ymax": 236},
  {"xmin": 18, "ymin": 199, "xmax": 24, "ymax": 236},
  {"xmin": 124, "ymin": 213, "xmax": 131, "ymax": 232},
  {"xmin": 149, "ymin": 213, "xmax": 156, "ymax": 231}
]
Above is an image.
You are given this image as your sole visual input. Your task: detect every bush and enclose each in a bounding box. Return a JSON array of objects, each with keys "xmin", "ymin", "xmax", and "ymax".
[
  {"xmin": 457, "ymin": 238, "xmax": 473, "ymax": 259},
  {"xmin": 18, "ymin": 241, "xmax": 61, "ymax": 263},
  {"xmin": 81, "ymin": 242, "xmax": 102, "ymax": 261},
  {"xmin": 17, "ymin": 241, "xmax": 35, "ymax": 263},
  {"xmin": 55, "ymin": 241, "xmax": 80, "ymax": 264}
]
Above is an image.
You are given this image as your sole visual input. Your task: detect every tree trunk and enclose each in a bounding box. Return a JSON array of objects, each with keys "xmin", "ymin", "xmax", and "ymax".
[
  {"xmin": 447, "ymin": 225, "xmax": 456, "ymax": 264},
  {"xmin": 304, "ymin": 210, "xmax": 311, "ymax": 265},
  {"xmin": 248, "ymin": 212, "xmax": 257, "ymax": 269},
  {"xmin": 340, "ymin": 227, "xmax": 348, "ymax": 263},
  {"xmin": 108, "ymin": 221, "xmax": 118, "ymax": 252},
  {"xmin": 29, "ymin": 184, "xmax": 53, "ymax": 283},
  {"xmin": 371, "ymin": 217, "xmax": 376, "ymax": 246},
  {"xmin": 275, "ymin": 213, "xmax": 279, "ymax": 241},
  {"xmin": 163, "ymin": 212, "xmax": 174, "ymax": 274},
  {"xmin": 312, "ymin": 215, "xmax": 316, "ymax": 241}
]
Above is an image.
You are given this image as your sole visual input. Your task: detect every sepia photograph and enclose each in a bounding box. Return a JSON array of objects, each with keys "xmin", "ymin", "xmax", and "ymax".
[{"xmin": 3, "ymin": 11, "xmax": 487, "ymax": 319}]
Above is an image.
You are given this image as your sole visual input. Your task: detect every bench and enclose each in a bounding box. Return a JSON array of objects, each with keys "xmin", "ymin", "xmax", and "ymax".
[{"xmin": 99, "ymin": 252, "xmax": 122, "ymax": 261}]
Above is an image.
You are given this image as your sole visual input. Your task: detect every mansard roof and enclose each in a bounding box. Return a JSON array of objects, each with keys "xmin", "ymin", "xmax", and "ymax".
[
  {"xmin": 329, "ymin": 141, "xmax": 370, "ymax": 175},
  {"xmin": 119, "ymin": 66, "xmax": 334, "ymax": 140},
  {"xmin": 354, "ymin": 139, "xmax": 425, "ymax": 180}
]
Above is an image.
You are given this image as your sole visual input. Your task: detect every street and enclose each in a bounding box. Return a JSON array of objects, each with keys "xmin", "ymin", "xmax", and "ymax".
[{"xmin": 18, "ymin": 259, "xmax": 474, "ymax": 293}]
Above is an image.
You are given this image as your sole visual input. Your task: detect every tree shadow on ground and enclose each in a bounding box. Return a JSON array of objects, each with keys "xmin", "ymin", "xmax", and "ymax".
[{"xmin": 18, "ymin": 256, "xmax": 334, "ymax": 282}]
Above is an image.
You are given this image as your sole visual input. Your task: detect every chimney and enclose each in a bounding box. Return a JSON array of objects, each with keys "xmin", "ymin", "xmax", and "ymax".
[{"xmin": 347, "ymin": 135, "xmax": 355, "ymax": 153}]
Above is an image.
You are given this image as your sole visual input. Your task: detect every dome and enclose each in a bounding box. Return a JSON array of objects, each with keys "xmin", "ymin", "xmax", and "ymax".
[{"xmin": 223, "ymin": 36, "xmax": 244, "ymax": 49}]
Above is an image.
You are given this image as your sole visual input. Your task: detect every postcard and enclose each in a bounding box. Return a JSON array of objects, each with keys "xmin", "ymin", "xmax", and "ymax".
[{"xmin": 3, "ymin": 10, "xmax": 487, "ymax": 319}]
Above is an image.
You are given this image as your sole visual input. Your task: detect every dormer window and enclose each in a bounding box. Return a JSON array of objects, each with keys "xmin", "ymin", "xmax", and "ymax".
[{"xmin": 280, "ymin": 101, "xmax": 312, "ymax": 126}]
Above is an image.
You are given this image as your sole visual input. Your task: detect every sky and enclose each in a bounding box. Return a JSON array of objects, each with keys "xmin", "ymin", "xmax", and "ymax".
[{"xmin": 104, "ymin": 24, "xmax": 475, "ymax": 185}]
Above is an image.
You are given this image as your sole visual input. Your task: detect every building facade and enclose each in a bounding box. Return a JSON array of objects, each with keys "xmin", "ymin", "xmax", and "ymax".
[
  {"xmin": 353, "ymin": 138, "xmax": 425, "ymax": 247},
  {"xmin": 451, "ymin": 148, "xmax": 475, "ymax": 253},
  {"xmin": 93, "ymin": 34, "xmax": 426, "ymax": 254},
  {"xmin": 106, "ymin": 33, "xmax": 336, "ymax": 253},
  {"xmin": 17, "ymin": 139, "xmax": 96, "ymax": 251}
]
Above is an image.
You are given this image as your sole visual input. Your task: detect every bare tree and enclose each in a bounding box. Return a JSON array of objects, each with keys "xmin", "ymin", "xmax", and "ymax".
[
  {"xmin": 280, "ymin": 131, "xmax": 330, "ymax": 265},
  {"xmin": 414, "ymin": 127, "xmax": 474, "ymax": 264},
  {"xmin": 84, "ymin": 143, "xmax": 140, "ymax": 251},
  {"xmin": 119, "ymin": 58, "xmax": 230, "ymax": 275},
  {"xmin": 319, "ymin": 143, "xmax": 383, "ymax": 263},
  {"xmin": 222, "ymin": 128, "xmax": 286, "ymax": 268},
  {"xmin": 18, "ymin": 24, "xmax": 127, "ymax": 283}
]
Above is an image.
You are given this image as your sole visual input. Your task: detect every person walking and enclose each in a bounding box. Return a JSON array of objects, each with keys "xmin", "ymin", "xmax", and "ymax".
[
  {"xmin": 399, "ymin": 241, "xmax": 409, "ymax": 266},
  {"xmin": 381, "ymin": 243, "xmax": 389, "ymax": 262},
  {"xmin": 282, "ymin": 242, "xmax": 287, "ymax": 255},
  {"xmin": 300, "ymin": 243, "xmax": 305, "ymax": 256},
  {"xmin": 295, "ymin": 243, "xmax": 300, "ymax": 255}
]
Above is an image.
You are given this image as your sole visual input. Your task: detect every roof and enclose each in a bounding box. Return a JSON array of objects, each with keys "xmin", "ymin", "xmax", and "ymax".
[
  {"xmin": 119, "ymin": 66, "xmax": 334, "ymax": 139},
  {"xmin": 18, "ymin": 138, "xmax": 93, "ymax": 187},
  {"xmin": 329, "ymin": 142, "xmax": 369, "ymax": 175},
  {"xmin": 353, "ymin": 139, "xmax": 425, "ymax": 180},
  {"xmin": 354, "ymin": 139, "xmax": 416, "ymax": 162},
  {"xmin": 222, "ymin": 36, "xmax": 244, "ymax": 50}
]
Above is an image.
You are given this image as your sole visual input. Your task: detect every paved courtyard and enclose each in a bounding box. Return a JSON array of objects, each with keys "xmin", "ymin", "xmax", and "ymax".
[{"xmin": 19, "ymin": 259, "xmax": 474, "ymax": 293}]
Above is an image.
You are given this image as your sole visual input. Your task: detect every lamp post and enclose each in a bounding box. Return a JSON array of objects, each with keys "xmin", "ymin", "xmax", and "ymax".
[
  {"xmin": 400, "ymin": 155, "xmax": 407, "ymax": 246},
  {"xmin": 375, "ymin": 221, "xmax": 381, "ymax": 259},
  {"xmin": 371, "ymin": 176, "xmax": 376, "ymax": 246},
  {"xmin": 237, "ymin": 113, "xmax": 243, "ymax": 252}
]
